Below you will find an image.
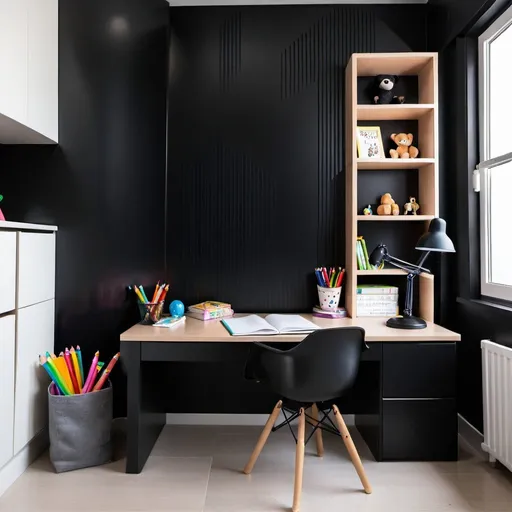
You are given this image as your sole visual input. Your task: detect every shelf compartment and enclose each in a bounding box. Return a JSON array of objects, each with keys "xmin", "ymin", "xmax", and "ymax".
[
  {"xmin": 357, "ymin": 104, "xmax": 434, "ymax": 121},
  {"xmin": 357, "ymin": 215, "xmax": 434, "ymax": 221},
  {"xmin": 355, "ymin": 53, "xmax": 436, "ymax": 79},
  {"xmin": 357, "ymin": 269, "xmax": 434, "ymax": 281},
  {"xmin": 357, "ymin": 158, "xmax": 435, "ymax": 170}
]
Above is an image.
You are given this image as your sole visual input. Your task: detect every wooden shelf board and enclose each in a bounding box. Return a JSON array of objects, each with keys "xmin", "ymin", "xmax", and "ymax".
[
  {"xmin": 357, "ymin": 104, "xmax": 434, "ymax": 121},
  {"xmin": 357, "ymin": 158, "xmax": 435, "ymax": 170},
  {"xmin": 355, "ymin": 53, "xmax": 436, "ymax": 76},
  {"xmin": 357, "ymin": 215, "xmax": 434, "ymax": 221},
  {"xmin": 357, "ymin": 269, "xmax": 434, "ymax": 281}
]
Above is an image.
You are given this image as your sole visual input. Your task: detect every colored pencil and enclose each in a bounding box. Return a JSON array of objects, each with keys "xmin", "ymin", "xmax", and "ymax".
[
  {"xmin": 151, "ymin": 281, "xmax": 160, "ymax": 303},
  {"xmin": 139, "ymin": 286, "xmax": 149, "ymax": 303},
  {"xmin": 64, "ymin": 348, "xmax": 80, "ymax": 394},
  {"xmin": 92, "ymin": 352, "xmax": 120, "ymax": 392},
  {"xmin": 88, "ymin": 362, "xmax": 104, "ymax": 392},
  {"xmin": 39, "ymin": 356, "xmax": 71, "ymax": 395},
  {"xmin": 70, "ymin": 347, "xmax": 83, "ymax": 391},
  {"xmin": 54, "ymin": 355, "xmax": 74, "ymax": 392},
  {"xmin": 160, "ymin": 284, "xmax": 170, "ymax": 303},
  {"xmin": 82, "ymin": 351, "xmax": 100, "ymax": 393},
  {"xmin": 133, "ymin": 285, "xmax": 146, "ymax": 304},
  {"xmin": 45, "ymin": 356, "xmax": 73, "ymax": 395},
  {"xmin": 76, "ymin": 345, "xmax": 85, "ymax": 387}
]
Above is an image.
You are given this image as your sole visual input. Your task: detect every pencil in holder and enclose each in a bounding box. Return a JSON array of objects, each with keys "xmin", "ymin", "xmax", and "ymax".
[
  {"xmin": 138, "ymin": 301, "xmax": 164, "ymax": 325},
  {"xmin": 317, "ymin": 285, "xmax": 342, "ymax": 311}
]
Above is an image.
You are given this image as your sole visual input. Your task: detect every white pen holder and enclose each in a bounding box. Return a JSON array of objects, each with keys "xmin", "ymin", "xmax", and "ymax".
[{"xmin": 317, "ymin": 285, "xmax": 342, "ymax": 311}]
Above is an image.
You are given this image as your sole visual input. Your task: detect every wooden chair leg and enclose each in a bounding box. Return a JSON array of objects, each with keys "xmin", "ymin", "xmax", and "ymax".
[
  {"xmin": 333, "ymin": 404, "xmax": 372, "ymax": 494},
  {"xmin": 292, "ymin": 408, "xmax": 306, "ymax": 512},
  {"xmin": 311, "ymin": 403, "xmax": 324, "ymax": 457},
  {"xmin": 243, "ymin": 400, "xmax": 282, "ymax": 475}
]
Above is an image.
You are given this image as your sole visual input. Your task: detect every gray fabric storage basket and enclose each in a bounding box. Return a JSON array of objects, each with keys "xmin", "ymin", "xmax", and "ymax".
[{"xmin": 48, "ymin": 381, "xmax": 113, "ymax": 473}]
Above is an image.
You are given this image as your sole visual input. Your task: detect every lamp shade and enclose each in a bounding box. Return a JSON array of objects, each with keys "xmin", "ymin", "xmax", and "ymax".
[{"xmin": 415, "ymin": 218, "xmax": 455, "ymax": 253}]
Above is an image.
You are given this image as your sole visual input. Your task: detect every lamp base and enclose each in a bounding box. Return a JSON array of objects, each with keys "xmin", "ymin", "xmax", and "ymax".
[{"xmin": 386, "ymin": 316, "xmax": 427, "ymax": 330}]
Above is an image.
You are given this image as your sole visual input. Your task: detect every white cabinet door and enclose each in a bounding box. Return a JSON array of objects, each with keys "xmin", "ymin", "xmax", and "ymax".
[
  {"xmin": 27, "ymin": 0, "xmax": 58, "ymax": 142},
  {"xmin": 14, "ymin": 299, "xmax": 54, "ymax": 453},
  {"xmin": 0, "ymin": 0, "xmax": 28, "ymax": 125},
  {"xmin": 17, "ymin": 232, "xmax": 56, "ymax": 309},
  {"xmin": 0, "ymin": 314, "xmax": 15, "ymax": 468},
  {"xmin": 0, "ymin": 232, "xmax": 17, "ymax": 315}
]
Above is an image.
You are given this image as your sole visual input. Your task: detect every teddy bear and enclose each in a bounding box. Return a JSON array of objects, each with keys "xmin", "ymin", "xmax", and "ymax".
[
  {"xmin": 390, "ymin": 133, "xmax": 419, "ymax": 159},
  {"xmin": 373, "ymin": 75, "xmax": 405, "ymax": 104},
  {"xmin": 377, "ymin": 193, "xmax": 399, "ymax": 216}
]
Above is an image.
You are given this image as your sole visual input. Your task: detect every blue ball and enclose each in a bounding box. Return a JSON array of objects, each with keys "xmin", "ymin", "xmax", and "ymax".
[{"xmin": 169, "ymin": 300, "xmax": 185, "ymax": 318}]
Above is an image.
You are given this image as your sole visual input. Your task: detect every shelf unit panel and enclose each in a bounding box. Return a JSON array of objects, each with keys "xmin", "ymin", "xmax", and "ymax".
[
  {"xmin": 357, "ymin": 158, "xmax": 435, "ymax": 170},
  {"xmin": 357, "ymin": 104, "xmax": 434, "ymax": 121},
  {"xmin": 357, "ymin": 215, "xmax": 434, "ymax": 222}
]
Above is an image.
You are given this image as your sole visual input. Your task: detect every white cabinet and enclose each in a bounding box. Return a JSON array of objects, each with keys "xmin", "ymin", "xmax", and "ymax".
[
  {"xmin": 14, "ymin": 299, "xmax": 55, "ymax": 453},
  {"xmin": 0, "ymin": 232, "xmax": 16, "ymax": 315},
  {"xmin": 0, "ymin": 315, "xmax": 15, "ymax": 469},
  {"xmin": 17, "ymin": 232, "xmax": 56, "ymax": 309},
  {"xmin": 0, "ymin": 0, "xmax": 58, "ymax": 144}
]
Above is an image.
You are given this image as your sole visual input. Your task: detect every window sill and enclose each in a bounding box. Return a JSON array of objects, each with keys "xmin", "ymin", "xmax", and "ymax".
[{"xmin": 457, "ymin": 296, "xmax": 512, "ymax": 314}]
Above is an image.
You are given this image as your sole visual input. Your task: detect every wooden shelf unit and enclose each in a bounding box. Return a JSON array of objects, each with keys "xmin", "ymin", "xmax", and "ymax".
[{"xmin": 346, "ymin": 53, "xmax": 438, "ymax": 320}]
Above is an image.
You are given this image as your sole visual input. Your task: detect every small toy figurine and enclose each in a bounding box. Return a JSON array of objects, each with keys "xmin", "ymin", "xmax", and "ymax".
[
  {"xmin": 363, "ymin": 205, "xmax": 373, "ymax": 216},
  {"xmin": 404, "ymin": 197, "xmax": 420, "ymax": 215},
  {"xmin": 169, "ymin": 300, "xmax": 185, "ymax": 318},
  {"xmin": 0, "ymin": 194, "xmax": 5, "ymax": 221}
]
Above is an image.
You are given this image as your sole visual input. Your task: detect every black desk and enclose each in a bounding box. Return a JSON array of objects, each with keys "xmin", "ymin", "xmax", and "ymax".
[{"xmin": 121, "ymin": 315, "xmax": 460, "ymax": 473}]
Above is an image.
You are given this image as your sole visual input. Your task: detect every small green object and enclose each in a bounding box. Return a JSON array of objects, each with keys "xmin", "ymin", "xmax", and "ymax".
[{"xmin": 0, "ymin": 195, "xmax": 3, "ymax": 203}]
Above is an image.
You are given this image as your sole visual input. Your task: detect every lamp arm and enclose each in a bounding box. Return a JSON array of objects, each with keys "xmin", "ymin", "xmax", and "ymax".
[{"xmin": 384, "ymin": 254, "xmax": 431, "ymax": 275}]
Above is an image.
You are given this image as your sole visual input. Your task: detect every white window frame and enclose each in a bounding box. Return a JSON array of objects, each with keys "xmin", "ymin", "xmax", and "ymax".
[{"xmin": 478, "ymin": 5, "xmax": 512, "ymax": 302}]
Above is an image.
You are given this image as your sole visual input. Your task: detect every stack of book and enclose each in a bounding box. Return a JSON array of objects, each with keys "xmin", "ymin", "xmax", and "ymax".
[
  {"xmin": 187, "ymin": 301, "xmax": 234, "ymax": 321},
  {"xmin": 312, "ymin": 306, "xmax": 347, "ymax": 319},
  {"xmin": 356, "ymin": 285, "xmax": 399, "ymax": 317}
]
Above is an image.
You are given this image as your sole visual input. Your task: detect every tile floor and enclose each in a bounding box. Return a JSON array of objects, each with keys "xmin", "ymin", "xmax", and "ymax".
[{"xmin": 1, "ymin": 423, "xmax": 512, "ymax": 512}]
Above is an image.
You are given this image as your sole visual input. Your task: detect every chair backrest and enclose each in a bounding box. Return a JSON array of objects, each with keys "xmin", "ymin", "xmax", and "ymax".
[{"xmin": 260, "ymin": 327, "xmax": 366, "ymax": 403}]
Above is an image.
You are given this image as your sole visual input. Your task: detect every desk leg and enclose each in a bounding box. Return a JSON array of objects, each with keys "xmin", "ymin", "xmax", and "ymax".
[{"xmin": 123, "ymin": 341, "xmax": 166, "ymax": 474}]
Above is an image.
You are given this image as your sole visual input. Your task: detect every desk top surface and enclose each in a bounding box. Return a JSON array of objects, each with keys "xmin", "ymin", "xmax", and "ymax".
[{"xmin": 120, "ymin": 314, "xmax": 461, "ymax": 343}]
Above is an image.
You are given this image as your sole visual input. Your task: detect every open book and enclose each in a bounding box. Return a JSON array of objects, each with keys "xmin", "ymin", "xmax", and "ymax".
[{"xmin": 221, "ymin": 314, "xmax": 320, "ymax": 336}]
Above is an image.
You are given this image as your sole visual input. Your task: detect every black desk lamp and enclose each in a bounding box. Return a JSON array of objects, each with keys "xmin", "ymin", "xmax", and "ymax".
[{"xmin": 369, "ymin": 218, "xmax": 455, "ymax": 330}]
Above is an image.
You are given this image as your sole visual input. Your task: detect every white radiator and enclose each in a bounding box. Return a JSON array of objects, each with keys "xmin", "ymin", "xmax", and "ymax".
[{"xmin": 481, "ymin": 340, "xmax": 512, "ymax": 472}]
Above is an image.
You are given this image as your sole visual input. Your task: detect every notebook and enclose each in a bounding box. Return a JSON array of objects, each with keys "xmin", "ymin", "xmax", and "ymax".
[{"xmin": 221, "ymin": 314, "xmax": 321, "ymax": 336}]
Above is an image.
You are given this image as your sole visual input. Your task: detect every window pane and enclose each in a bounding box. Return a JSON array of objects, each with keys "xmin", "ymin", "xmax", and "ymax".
[
  {"xmin": 490, "ymin": 23, "xmax": 512, "ymax": 158},
  {"xmin": 489, "ymin": 161, "xmax": 512, "ymax": 286}
]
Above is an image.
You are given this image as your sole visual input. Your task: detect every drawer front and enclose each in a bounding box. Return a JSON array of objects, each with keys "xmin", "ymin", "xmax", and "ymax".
[
  {"xmin": 17, "ymin": 232, "xmax": 56, "ymax": 308},
  {"xmin": 382, "ymin": 399, "xmax": 458, "ymax": 461},
  {"xmin": 383, "ymin": 343, "xmax": 456, "ymax": 398},
  {"xmin": 14, "ymin": 299, "xmax": 54, "ymax": 453},
  {"xmin": 0, "ymin": 314, "xmax": 16, "ymax": 467},
  {"xmin": 0, "ymin": 231, "xmax": 17, "ymax": 314}
]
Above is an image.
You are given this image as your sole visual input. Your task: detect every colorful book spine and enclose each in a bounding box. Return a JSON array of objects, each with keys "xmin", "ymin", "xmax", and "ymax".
[
  {"xmin": 356, "ymin": 286, "xmax": 399, "ymax": 295},
  {"xmin": 357, "ymin": 295, "xmax": 399, "ymax": 302},
  {"xmin": 360, "ymin": 238, "xmax": 371, "ymax": 270},
  {"xmin": 356, "ymin": 241, "xmax": 365, "ymax": 270}
]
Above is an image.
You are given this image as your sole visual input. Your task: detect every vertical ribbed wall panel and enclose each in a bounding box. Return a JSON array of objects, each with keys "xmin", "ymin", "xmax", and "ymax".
[{"xmin": 168, "ymin": 6, "xmax": 419, "ymax": 312}]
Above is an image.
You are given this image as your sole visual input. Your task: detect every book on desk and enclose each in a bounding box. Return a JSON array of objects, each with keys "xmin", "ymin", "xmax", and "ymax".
[{"xmin": 221, "ymin": 314, "xmax": 320, "ymax": 336}]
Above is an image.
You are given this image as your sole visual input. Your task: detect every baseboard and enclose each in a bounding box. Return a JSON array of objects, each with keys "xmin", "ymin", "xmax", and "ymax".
[
  {"xmin": 458, "ymin": 414, "xmax": 485, "ymax": 456},
  {"xmin": 0, "ymin": 428, "xmax": 49, "ymax": 498},
  {"xmin": 165, "ymin": 413, "xmax": 355, "ymax": 426}
]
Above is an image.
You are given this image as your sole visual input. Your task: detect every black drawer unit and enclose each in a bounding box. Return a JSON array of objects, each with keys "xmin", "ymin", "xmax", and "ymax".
[
  {"xmin": 383, "ymin": 342, "xmax": 457, "ymax": 398},
  {"xmin": 382, "ymin": 398, "xmax": 458, "ymax": 461}
]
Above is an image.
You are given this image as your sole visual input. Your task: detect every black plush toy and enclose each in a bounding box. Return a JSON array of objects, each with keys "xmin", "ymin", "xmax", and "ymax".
[{"xmin": 373, "ymin": 75, "xmax": 405, "ymax": 104}]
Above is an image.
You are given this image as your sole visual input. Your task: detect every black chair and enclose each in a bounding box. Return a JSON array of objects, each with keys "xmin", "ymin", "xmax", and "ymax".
[{"xmin": 243, "ymin": 327, "xmax": 372, "ymax": 512}]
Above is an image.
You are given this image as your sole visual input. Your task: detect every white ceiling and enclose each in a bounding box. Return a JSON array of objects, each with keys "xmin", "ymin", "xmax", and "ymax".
[{"xmin": 168, "ymin": 1, "xmax": 429, "ymax": 5}]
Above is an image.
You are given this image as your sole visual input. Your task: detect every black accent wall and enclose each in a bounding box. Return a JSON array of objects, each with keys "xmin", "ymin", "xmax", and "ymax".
[
  {"xmin": 0, "ymin": 0, "xmax": 169, "ymax": 417},
  {"xmin": 166, "ymin": 5, "xmax": 428, "ymax": 314}
]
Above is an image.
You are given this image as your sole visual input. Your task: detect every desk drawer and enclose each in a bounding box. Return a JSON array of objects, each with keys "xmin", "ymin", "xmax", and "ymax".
[
  {"xmin": 383, "ymin": 343, "xmax": 456, "ymax": 398},
  {"xmin": 17, "ymin": 232, "xmax": 56, "ymax": 308},
  {"xmin": 0, "ymin": 231, "xmax": 16, "ymax": 314},
  {"xmin": 382, "ymin": 399, "xmax": 458, "ymax": 461}
]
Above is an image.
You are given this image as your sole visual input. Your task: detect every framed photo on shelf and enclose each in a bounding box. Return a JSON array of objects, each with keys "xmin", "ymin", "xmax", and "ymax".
[{"xmin": 356, "ymin": 126, "xmax": 384, "ymax": 159}]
